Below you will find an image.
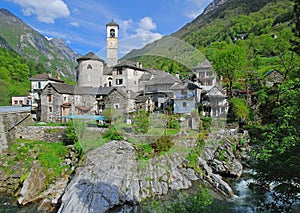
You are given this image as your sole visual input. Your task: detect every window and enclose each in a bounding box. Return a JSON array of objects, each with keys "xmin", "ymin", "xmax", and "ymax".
[
  {"xmin": 37, "ymin": 82, "xmax": 41, "ymax": 89},
  {"xmin": 14, "ymin": 100, "xmax": 18, "ymax": 105},
  {"xmin": 87, "ymin": 64, "xmax": 92, "ymax": 70},
  {"xmin": 183, "ymin": 102, "xmax": 187, "ymax": 107},
  {"xmin": 116, "ymin": 79, "xmax": 123, "ymax": 85},
  {"xmin": 49, "ymin": 107, "xmax": 52, "ymax": 113},
  {"xmin": 114, "ymin": 104, "xmax": 119, "ymax": 109},
  {"xmin": 117, "ymin": 69, "xmax": 123, "ymax": 75},
  {"xmin": 110, "ymin": 29, "xmax": 115, "ymax": 38},
  {"xmin": 19, "ymin": 100, "xmax": 23, "ymax": 105},
  {"xmin": 48, "ymin": 94, "xmax": 52, "ymax": 102}
]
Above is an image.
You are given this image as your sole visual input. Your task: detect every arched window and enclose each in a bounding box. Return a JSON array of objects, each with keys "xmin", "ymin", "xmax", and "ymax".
[{"xmin": 110, "ymin": 29, "xmax": 115, "ymax": 38}]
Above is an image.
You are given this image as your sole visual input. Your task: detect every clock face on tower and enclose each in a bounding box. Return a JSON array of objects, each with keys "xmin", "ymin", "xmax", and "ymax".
[
  {"xmin": 109, "ymin": 41, "xmax": 115, "ymax": 48},
  {"xmin": 107, "ymin": 38, "xmax": 117, "ymax": 48}
]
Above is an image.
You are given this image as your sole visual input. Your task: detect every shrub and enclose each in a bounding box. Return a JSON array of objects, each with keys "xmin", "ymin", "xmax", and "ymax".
[
  {"xmin": 136, "ymin": 143, "xmax": 153, "ymax": 160},
  {"xmin": 103, "ymin": 126, "xmax": 123, "ymax": 140},
  {"xmin": 134, "ymin": 110, "xmax": 150, "ymax": 134},
  {"xmin": 151, "ymin": 136, "xmax": 174, "ymax": 154}
]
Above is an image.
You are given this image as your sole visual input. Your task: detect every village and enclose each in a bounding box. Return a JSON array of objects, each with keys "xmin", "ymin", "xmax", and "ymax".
[{"xmin": 11, "ymin": 20, "xmax": 228, "ymax": 126}]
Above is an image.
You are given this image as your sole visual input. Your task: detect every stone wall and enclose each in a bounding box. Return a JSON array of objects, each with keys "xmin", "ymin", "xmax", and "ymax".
[
  {"xmin": 15, "ymin": 126, "xmax": 66, "ymax": 142},
  {"xmin": 0, "ymin": 112, "xmax": 33, "ymax": 154}
]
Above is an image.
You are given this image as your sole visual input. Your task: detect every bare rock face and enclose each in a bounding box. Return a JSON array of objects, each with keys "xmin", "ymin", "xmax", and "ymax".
[
  {"xmin": 18, "ymin": 161, "xmax": 46, "ymax": 205},
  {"xmin": 58, "ymin": 138, "xmax": 240, "ymax": 213},
  {"xmin": 58, "ymin": 141, "xmax": 202, "ymax": 213}
]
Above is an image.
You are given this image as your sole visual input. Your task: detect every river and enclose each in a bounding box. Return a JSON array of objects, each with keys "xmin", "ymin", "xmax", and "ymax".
[
  {"xmin": 0, "ymin": 195, "xmax": 37, "ymax": 213},
  {"xmin": 1, "ymin": 172, "xmax": 299, "ymax": 212}
]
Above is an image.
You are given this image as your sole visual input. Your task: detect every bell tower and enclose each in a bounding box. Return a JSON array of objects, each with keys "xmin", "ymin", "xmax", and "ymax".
[{"xmin": 106, "ymin": 20, "xmax": 119, "ymax": 67}]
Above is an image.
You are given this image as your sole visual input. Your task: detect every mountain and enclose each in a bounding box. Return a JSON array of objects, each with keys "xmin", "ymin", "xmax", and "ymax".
[
  {"xmin": 122, "ymin": 0, "xmax": 294, "ymax": 76},
  {"xmin": 0, "ymin": 8, "xmax": 80, "ymax": 79}
]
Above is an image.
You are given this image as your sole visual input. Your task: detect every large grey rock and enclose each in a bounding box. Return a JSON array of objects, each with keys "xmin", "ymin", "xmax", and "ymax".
[
  {"xmin": 18, "ymin": 160, "xmax": 46, "ymax": 205},
  {"xmin": 58, "ymin": 140, "xmax": 203, "ymax": 213}
]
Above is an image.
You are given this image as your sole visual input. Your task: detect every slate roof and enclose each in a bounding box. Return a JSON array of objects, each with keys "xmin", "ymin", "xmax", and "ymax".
[
  {"xmin": 29, "ymin": 73, "xmax": 64, "ymax": 83},
  {"xmin": 113, "ymin": 60, "xmax": 151, "ymax": 72},
  {"xmin": 145, "ymin": 71, "xmax": 180, "ymax": 86},
  {"xmin": 46, "ymin": 83, "xmax": 115, "ymax": 95},
  {"xmin": 48, "ymin": 83, "xmax": 75, "ymax": 94},
  {"xmin": 135, "ymin": 94, "xmax": 152, "ymax": 103},
  {"xmin": 75, "ymin": 87, "xmax": 115, "ymax": 95},
  {"xmin": 194, "ymin": 59, "xmax": 212, "ymax": 69},
  {"xmin": 170, "ymin": 82, "xmax": 186, "ymax": 90},
  {"xmin": 106, "ymin": 20, "xmax": 119, "ymax": 28},
  {"xmin": 76, "ymin": 51, "xmax": 104, "ymax": 63},
  {"xmin": 206, "ymin": 86, "xmax": 226, "ymax": 97}
]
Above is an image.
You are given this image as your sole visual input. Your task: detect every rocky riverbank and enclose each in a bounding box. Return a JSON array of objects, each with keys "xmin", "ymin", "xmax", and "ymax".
[
  {"xmin": 58, "ymin": 129, "xmax": 250, "ymax": 213},
  {"xmin": 0, "ymin": 142, "xmax": 79, "ymax": 211}
]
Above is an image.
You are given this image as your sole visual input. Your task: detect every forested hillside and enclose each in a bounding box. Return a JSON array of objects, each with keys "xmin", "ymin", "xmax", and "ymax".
[
  {"xmin": 124, "ymin": 0, "xmax": 295, "ymax": 78},
  {"xmin": 0, "ymin": 9, "xmax": 78, "ymax": 79},
  {"xmin": 0, "ymin": 47, "xmax": 46, "ymax": 105}
]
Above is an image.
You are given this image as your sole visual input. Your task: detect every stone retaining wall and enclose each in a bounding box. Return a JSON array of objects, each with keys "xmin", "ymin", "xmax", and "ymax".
[
  {"xmin": 15, "ymin": 126, "xmax": 66, "ymax": 142},
  {"xmin": 0, "ymin": 112, "xmax": 34, "ymax": 154}
]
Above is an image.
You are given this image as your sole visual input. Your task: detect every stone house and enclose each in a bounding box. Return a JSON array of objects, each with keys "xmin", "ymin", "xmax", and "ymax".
[
  {"xmin": 202, "ymin": 86, "xmax": 227, "ymax": 117},
  {"xmin": 111, "ymin": 61, "xmax": 150, "ymax": 93},
  {"xmin": 40, "ymin": 83, "xmax": 115, "ymax": 123},
  {"xmin": 40, "ymin": 83, "xmax": 75, "ymax": 123},
  {"xmin": 135, "ymin": 94, "xmax": 154, "ymax": 112},
  {"xmin": 104, "ymin": 88, "xmax": 136, "ymax": 113},
  {"xmin": 11, "ymin": 96, "xmax": 29, "ymax": 106},
  {"xmin": 171, "ymin": 81, "xmax": 201, "ymax": 115},
  {"xmin": 193, "ymin": 59, "xmax": 217, "ymax": 91},
  {"xmin": 265, "ymin": 69, "xmax": 284, "ymax": 87},
  {"xmin": 29, "ymin": 73, "xmax": 64, "ymax": 121}
]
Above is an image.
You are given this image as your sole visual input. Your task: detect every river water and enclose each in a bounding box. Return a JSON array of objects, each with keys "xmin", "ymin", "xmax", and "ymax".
[{"xmin": 0, "ymin": 196, "xmax": 37, "ymax": 213}]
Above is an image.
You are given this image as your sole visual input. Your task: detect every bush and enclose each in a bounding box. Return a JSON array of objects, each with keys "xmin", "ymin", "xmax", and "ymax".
[
  {"xmin": 134, "ymin": 110, "xmax": 150, "ymax": 134},
  {"xmin": 103, "ymin": 126, "xmax": 123, "ymax": 140},
  {"xmin": 136, "ymin": 143, "xmax": 153, "ymax": 160},
  {"xmin": 151, "ymin": 136, "xmax": 174, "ymax": 154},
  {"xmin": 65, "ymin": 121, "xmax": 78, "ymax": 144}
]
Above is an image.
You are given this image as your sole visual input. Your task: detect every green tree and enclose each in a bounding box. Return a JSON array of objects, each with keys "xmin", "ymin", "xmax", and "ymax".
[
  {"xmin": 134, "ymin": 110, "xmax": 150, "ymax": 134},
  {"xmin": 211, "ymin": 44, "xmax": 247, "ymax": 97},
  {"xmin": 292, "ymin": 0, "xmax": 300, "ymax": 55},
  {"xmin": 229, "ymin": 97, "xmax": 250, "ymax": 121},
  {"xmin": 250, "ymin": 79, "xmax": 300, "ymax": 212}
]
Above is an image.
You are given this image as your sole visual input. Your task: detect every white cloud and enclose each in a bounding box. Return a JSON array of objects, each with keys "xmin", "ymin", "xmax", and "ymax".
[
  {"xmin": 117, "ymin": 16, "xmax": 162, "ymax": 57},
  {"xmin": 11, "ymin": 0, "xmax": 70, "ymax": 23},
  {"xmin": 70, "ymin": 21, "xmax": 80, "ymax": 27}
]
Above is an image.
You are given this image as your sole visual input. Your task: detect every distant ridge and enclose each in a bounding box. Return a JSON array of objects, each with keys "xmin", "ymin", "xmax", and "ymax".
[{"xmin": 0, "ymin": 8, "xmax": 80, "ymax": 79}]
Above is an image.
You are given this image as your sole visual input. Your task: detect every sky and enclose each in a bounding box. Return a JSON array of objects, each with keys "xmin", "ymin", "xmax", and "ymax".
[{"xmin": 1, "ymin": 0, "xmax": 212, "ymax": 59}]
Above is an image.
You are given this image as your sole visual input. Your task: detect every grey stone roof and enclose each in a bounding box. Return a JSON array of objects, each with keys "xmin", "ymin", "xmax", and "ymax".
[
  {"xmin": 47, "ymin": 83, "xmax": 115, "ymax": 95},
  {"xmin": 135, "ymin": 94, "xmax": 152, "ymax": 103},
  {"xmin": 113, "ymin": 60, "xmax": 151, "ymax": 72},
  {"xmin": 194, "ymin": 59, "xmax": 212, "ymax": 69},
  {"xmin": 145, "ymin": 71, "xmax": 180, "ymax": 86},
  {"xmin": 103, "ymin": 66, "xmax": 113, "ymax": 75},
  {"xmin": 206, "ymin": 86, "xmax": 226, "ymax": 97},
  {"xmin": 29, "ymin": 73, "xmax": 64, "ymax": 83},
  {"xmin": 170, "ymin": 82, "xmax": 186, "ymax": 90},
  {"xmin": 75, "ymin": 87, "xmax": 115, "ymax": 95},
  {"xmin": 48, "ymin": 83, "xmax": 75, "ymax": 94},
  {"xmin": 106, "ymin": 20, "xmax": 119, "ymax": 28},
  {"xmin": 76, "ymin": 51, "xmax": 104, "ymax": 63}
]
